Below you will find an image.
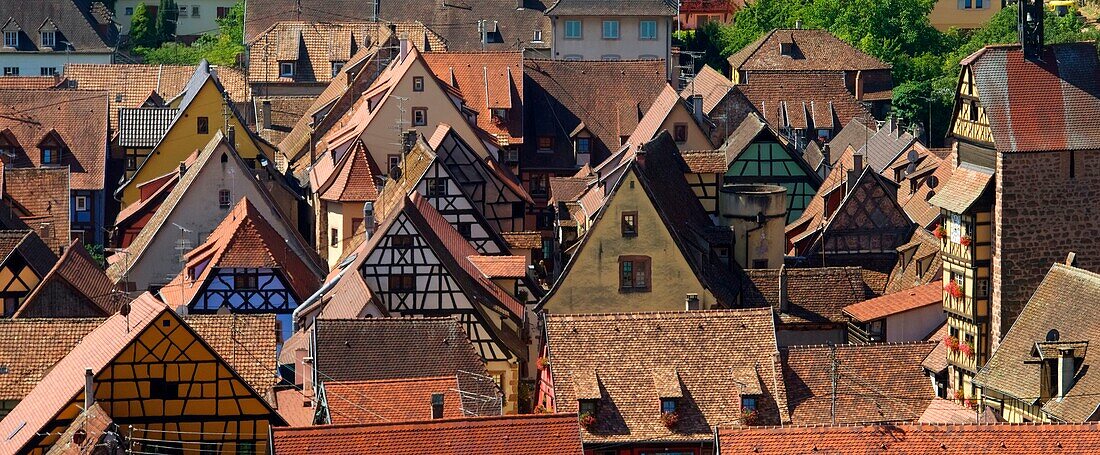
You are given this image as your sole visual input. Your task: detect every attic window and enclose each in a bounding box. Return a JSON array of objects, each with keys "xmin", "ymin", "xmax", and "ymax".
[
  {"xmin": 4, "ymin": 31, "xmax": 17, "ymax": 48},
  {"xmin": 660, "ymin": 398, "xmax": 678, "ymax": 414},
  {"xmin": 413, "ymin": 76, "xmax": 424, "ymax": 92},
  {"xmin": 234, "ymin": 272, "xmax": 259, "ymax": 290},
  {"xmin": 279, "ymin": 62, "xmax": 295, "ymax": 78},
  {"xmin": 537, "ymin": 136, "xmax": 553, "ymax": 151},
  {"xmin": 218, "ymin": 189, "xmax": 231, "ymax": 208},
  {"xmin": 40, "ymin": 31, "xmax": 55, "ymax": 48},
  {"xmin": 431, "ymin": 393, "xmax": 445, "ymax": 419},
  {"xmin": 780, "ymin": 42, "xmax": 794, "ymax": 57},
  {"xmin": 491, "ymin": 108, "xmax": 507, "ymax": 121},
  {"xmin": 621, "ymin": 212, "xmax": 637, "ymax": 237},
  {"xmin": 578, "ymin": 399, "xmax": 598, "ymax": 416},
  {"xmin": 618, "ymin": 255, "xmax": 651, "ymax": 292},
  {"xmin": 741, "ymin": 396, "xmax": 757, "ymax": 412},
  {"xmin": 331, "ymin": 61, "xmax": 345, "ymax": 77},
  {"xmin": 673, "ymin": 123, "xmax": 688, "ymax": 142},
  {"xmin": 40, "ymin": 146, "xmax": 60, "ymax": 165}
]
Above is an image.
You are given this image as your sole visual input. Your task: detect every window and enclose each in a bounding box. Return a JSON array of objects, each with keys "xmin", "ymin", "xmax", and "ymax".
[
  {"xmin": 431, "ymin": 393, "xmax": 445, "ymax": 419},
  {"xmin": 236, "ymin": 441, "xmax": 255, "ymax": 455},
  {"xmin": 3, "ymin": 67, "xmax": 18, "ymax": 76},
  {"xmin": 541, "ymin": 239, "xmax": 553, "ymax": 260},
  {"xmin": 639, "ymin": 20, "xmax": 657, "ymax": 40},
  {"xmin": 40, "ymin": 67, "xmax": 57, "ymax": 76},
  {"xmin": 217, "ymin": 6, "xmax": 229, "ymax": 18},
  {"xmin": 491, "ymin": 108, "xmax": 507, "ymax": 121},
  {"xmin": 536, "ymin": 210, "xmax": 554, "ymax": 230},
  {"xmin": 178, "ymin": 5, "xmax": 188, "ymax": 17},
  {"xmin": 537, "ymin": 136, "xmax": 553, "ymax": 150},
  {"xmin": 741, "ymin": 397, "xmax": 757, "ymax": 413},
  {"xmin": 388, "ymin": 274, "xmax": 416, "ymax": 292},
  {"xmin": 969, "ymin": 100, "xmax": 979, "ymax": 121},
  {"xmin": 234, "ymin": 272, "xmax": 259, "ymax": 290},
  {"xmin": 563, "ymin": 54, "xmax": 583, "ymax": 61},
  {"xmin": 197, "ymin": 116, "xmax": 209, "ymax": 134},
  {"xmin": 386, "ymin": 154, "xmax": 401, "ymax": 173},
  {"xmin": 412, "ymin": 76, "xmax": 424, "ymax": 92},
  {"xmin": 564, "ymin": 20, "xmax": 582, "ymax": 39},
  {"xmin": 75, "ymin": 196, "xmax": 88, "ymax": 212},
  {"xmin": 392, "ymin": 235, "xmax": 415, "ymax": 248},
  {"xmin": 192, "ymin": 5, "xmax": 200, "ymax": 16},
  {"xmin": 41, "ymin": 31, "xmax": 55, "ymax": 47},
  {"xmin": 579, "ymin": 399, "xmax": 597, "ymax": 416},
  {"xmin": 618, "ymin": 256, "xmax": 651, "ymax": 292},
  {"xmin": 976, "ymin": 279, "xmax": 989, "ymax": 298},
  {"xmin": 673, "ymin": 123, "xmax": 688, "ymax": 142},
  {"xmin": 126, "ymin": 155, "xmax": 138, "ymax": 171},
  {"xmin": 41, "ymin": 147, "xmax": 58, "ymax": 164},
  {"xmin": 602, "ymin": 20, "xmax": 619, "ymax": 39},
  {"xmin": 218, "ymin": 189, "xmax": 231, "ymax": 208},
  {"xmin": 330, "ymin": 228, "xmax": 339, "ymax": 247},
  {"xmin": 4, "ymin": 31, "xmax": 17, "ymax": 48},
  {"xmin": 600, "ymin": 54, "xmax": 621, "ymax": 61},
  {"xmin": 412, "ymin": 108, "xmax": 427, "ymax": 126},
  {"xmin": 621, "ymin": 211, "xmax": 637, "ymax": 237},
  {"xmin": 3, "ymin": 297, "xmax": 17, "ymax": 317},
  {"xmin": 575, "ymin": 138, "xmax": 590, "ymax": 155},
  {"xmin": 502, "ymin": 149, "xmax": 519, "ymax": 163},
  {"xmin": 125, "ymin": 6, "xmax": 134, "ymax": 15},
  {"xmin": 511, "ymin": 201, "xmax": 525, "ymax": 217},
  {"xmin": 456, "ymin": 223, "xmax": 471, "ymax": 238},
  {"xmin": 279, "ymin": 62, "xmax": 295, "ymax": 77},
  {"xmin": 869, "ymin": 319, "xmax": 885, "ymax": 339},
  {"xmin": 331, "ymin": 61, "xmax": 344, "ymax": 77},
  {"xmin": 532, "ymin": 30, "xmax": 543, "ymax": 42},
  {"xmin": 529, "ymin": 174, "xmax": 548, "ymax": 196},
  {"xmin": 660, "ymin": 398, "xmax": 677, "ymax": 414},
  {"xmin": 426, "ymin": 178, "xmax": 447, "ymax": 197}
]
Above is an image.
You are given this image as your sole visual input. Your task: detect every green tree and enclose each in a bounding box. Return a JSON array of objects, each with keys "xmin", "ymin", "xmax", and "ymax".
[
  {"xmin": 129, "ymin": 3, "xmax": 158, "ymax": 48},
  {"xmin": 155, "ymin": 0, "xmax": 178, "ymax": 44},
  {"xmin": 140, "ymin": 1, "xmax": 244, "ymax": 66}
]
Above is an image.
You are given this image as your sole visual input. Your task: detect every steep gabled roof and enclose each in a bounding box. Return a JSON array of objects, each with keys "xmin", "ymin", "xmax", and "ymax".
[
  {"xmin": 743, "ymin": 267, "xmax": 876, "ymax": 325},
  {"xmin": 738, "ymin": 71, "xmax": 874, "ymax": 132},
  {"xmin": 843, "ymin": 281, "xmax": 942, "ymax": 323},
  {"xmin": 728, "ymin": 29, "xmax": 891, "ymax": 72},
  {"xmin": 883, "ymin": 228, "xmax": 943, "ymax": 295},
  {"xmin": 323, "ymin": 376, "xmax": 471, "ymax": 424},
  {"xmin": 0, "ymin": 0, "xmax": 116, "ymax": 54},
  {"xmin": 858, "ymin": 117, "xmax": 917, "ymax": 173},
  {"xmin": 159, "ymin": 197, "xmax": 323, "ymax": 309},
  {"xmin": 0, "ymin": 89, "xmax": 108, "ymax": 191},
  {"xmin": 423, "ymin": 52, "xmax": 524, "ymax": 146},
  {"xmin": 15, "ymin": 238, "xmax": 120, "ymax": 318},
  {"xmin": 315, "ymin": 141, "xmax": 381, "ymax": 203},
  {"xmin": 680, "ymin": 64, "xmax": 734, "ymax": 116}
]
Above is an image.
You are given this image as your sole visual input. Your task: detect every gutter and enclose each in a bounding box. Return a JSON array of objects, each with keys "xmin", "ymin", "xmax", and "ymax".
[{"xmin": 291, "ymin": 267, "xmax": 346, "ymax": 332}]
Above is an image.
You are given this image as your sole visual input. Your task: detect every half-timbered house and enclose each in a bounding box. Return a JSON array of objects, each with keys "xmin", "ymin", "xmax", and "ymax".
[
  {"xmin": 160, "ymin": 197, "xmax": 323, "ymax": 339},
  {"xmin": 0, "ymin": 230, "xmax": 57, "ymax": 317},
  {"xmin": 13, "ymin": 238, "xmax": 121, "ymax": 318},
  {"xmin": 357, "ymin": 193, "xmax": 528, "ymax": 410}
]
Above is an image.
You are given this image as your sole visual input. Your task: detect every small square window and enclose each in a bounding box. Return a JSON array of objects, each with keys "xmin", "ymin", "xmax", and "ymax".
[
  {"xmin": 529, "ymin": 174, "xmax": 548, "ymax": 196},
  {"xmin": 392, "ymin": 234, "xmax": 415, "ymax": 248},
  {"xmin": 2, "ymin": 297, "xmax": 17, "ymax": 317},
  {"xmin": 619, "ymin": 256, "xmax": 651, "ymax": 292},
  {"xmin": 741, "ymin": 396, "xmax": 757, "ymax": 412},
  {"xmin": 191, "ymin": 5, "xmax": 200, "ymax": 16},
  {"xmin": 279, "ymin": 61, "xmax": 295, "ymax": 78},
  {"xmin": 217, "ymin": 6, "xmax": 229, "ymax": 18},
  {"xmin": 579, "ymin": 399, "xmax": 597, "ymax": 416},
  {"xmin": 602, "ymin": 20, "xmax": 619, "ymax": 39},
  {"xmin": 413, "ymin": 76, "xmax": 424, "ymax": 92},
  {"xmin": 511, "ymin": 201, "xmax": 525, "ymax": 217},
  {"xmin": 537, "ymin": 136, "xmax": 553, "ymax": 150},
  {"xmin": 575, "ymin": 138, "xmax": 590, "ymax": 154},
  {"xmin": 388, "ymin": 274, "xmax": 416, "ymax": 292},
  {"xmin": 387, "ymin": 154, "xmax": 401, "ymax": 173},
  {"xmin": 412, "ymin": 108, "xmax": 427, "ymax": 126},
  {"xmin": 234, "ymin": 272, "xmax": 258, "ymax": 290},
  {"xmin": 331, "ymin": 61, "xmax": 345, "ymax": 77},
  {"xmin": 330, "ymin": 228, "xmax": 339, "ymax": 247},
  {"xmin": 178, "ymin": 5, "xmax": 188, "ymax": 17},
  {"xmin": 532, "ymin": 30, "xmax": 543, "ymax": 42},
  {"xmin": 218, "ymin": 189, "xmax": 231, "ymax": 208},
  {"xmin": 41, "ymin": 147, "xmax": 58, "ymax": 164},
  {"xmin": 564, "ymin": 20, "xmax": 582, "ymax": 39},
  {"xmin": 621, "ymin": 212, "xmax": 637, "ymax": 237},
  {"xmin": 75, "ymin": 196, "xmax": 88, "ymax": 212},
  {"xmin": 426, "ymin": 178, "xmax": 447, "ymax": 197},
  {"xmin": 660, "ymin": 398, "xmax": 677, "ymax": 414},
  {"xmin": 197, "ymin": 116, "xmax": 209, "ymax": 134},
  {"xmin": 456, "ymin": 223, "xmax": 472, "ymax": 238},
  {"xmin": 673, "ymin": 123, "xmax": 688, "ymax": 142}
]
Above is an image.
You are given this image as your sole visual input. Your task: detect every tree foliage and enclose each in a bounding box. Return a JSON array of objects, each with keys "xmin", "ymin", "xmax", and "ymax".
[
  {"xmin": 138, "ymin": 1, "xmax": 244, "ymax": 66},
  {"xmin": 129, "ymin": 3, "xmax": 158, "ymax": 48},
  {"xmin": 155, "ymin": 0, "xmax": 179, "ymax": 43},
  {"xmin": 685, "ymin": 1, "xmax": 1100, "ymax": 145}
]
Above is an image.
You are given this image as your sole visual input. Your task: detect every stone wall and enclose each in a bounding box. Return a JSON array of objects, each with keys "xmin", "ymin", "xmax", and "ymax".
[{"xmin": 992, "ymin": 149, "xmax": 1100, "ymax": 349}]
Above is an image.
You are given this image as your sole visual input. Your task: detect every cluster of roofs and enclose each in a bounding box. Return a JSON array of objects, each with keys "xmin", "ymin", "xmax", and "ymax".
[{"xmin": 0, "ymin": 0, "xmax": 1099, "ymax": 453}]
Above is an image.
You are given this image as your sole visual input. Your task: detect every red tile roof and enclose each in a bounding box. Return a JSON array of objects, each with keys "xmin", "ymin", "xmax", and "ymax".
[
  {"xmin": 0, "ymin": 76, "xmax": 63, "ymax": 90},
  {"xmin": 422, "ymin": 52, "xmax": 524, "ymax": 146},
  {"xmin": 743, "ymin": 267, "xmax": 876, "ymax": 325},
  {"xmin": 738, "ymin": 71, "xmax": 874, "ymax": 131},
  {"xmin": 0, "ymin": 89, "xmax": 108, "ymax": 191},
  {"xmin": 918, "ymin": 397, "xmax": 997, "ymax": 424},
  {"xmin": 728, "ymin": 29, "xmax": 891, "ymax": 72},
  {"xmin": 928, "ymin": 162, "xmax": 994, "ymax": 214},
  {"xmin": 843, "ymin": 281, "xmax": 942, "ymax": 323},
  {"xmin": 2, "ymin": 166, "xmax": 70, "ymax": 253},
  {"xmin": 160, "ymin": 197, "xmax": 323, "ymax": 309},
  {"xmin": 273, "ymin": 388, "xmax": 318, "ymax": 427},
  {"xmin": 14, "ymin": 239, "xmax": 122, "ymax": 318},
  {"xmin": 324, "ymin": 377, "xmax": 467, "ymax": 424},
  {"xmin": 680, "ymin": 64, "xmax": 733, "ymax": 115},
  {"xmin": 718, "ymin": 423, "xmax": 1100, "ymax": 454},
  {"xmin": 317, "ymin": 141, "xmax": 381, "ymax": 203},
  {"xmin": 501, "ymin": 231, "xmax": 542, "ymax": 250},
  {"xmin": 273, "ymin": 414, "xmax": 584, "ymax": 455},
  {"xmin": 680, "ymin": 149, "xmax": 728, "ymax": 174},
  {"xmin": 467, "ymin": 255, "xmax": 528, "ymax": 278}
]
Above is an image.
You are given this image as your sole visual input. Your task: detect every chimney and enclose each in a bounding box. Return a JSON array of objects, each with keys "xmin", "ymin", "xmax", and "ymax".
[
  {"xmin": 302, "ymin": 356, "xmax": 315, "ymax": 400},
  {"xmin": 293, "ymin": 347, "xmax": 307, "ymax": 387},
  {"xmin": 854, "ymin": 70, "xmax": 864, "ymax": 101},
  {"xmin": 795, "ymin": 19, "xmax": 803, "ymax": 29},
  {"xmin": 178, "ymin": 162, "xmax": 187, "ymax": 179},
  {"xmin": 84, "ymin": 367, "xmax": 94, "ymax": 411},
  {"xmin": 848, "ymin": 153, "xmax": 864, "ymax": 188},
  {"xmin": 1066, "ymin": 251, "xmax": 1077, "ymax": 267},
  {"xmin": 262, "ymin": 100, "xmax": 272, "ymax": 130},
  {"xmin": 431, "ymin": 393, "xmax": 445, "ymax": 419},
  {"xmin": 691, "ymin": 94, "xmax": 704, "ymax": 124},
  {"xmin": 778, "ymin": 265, "xmax": 789, "ymax": 314},
  {"xmin": 1058, "ymin": 351, "xmax": 1075, "ymax": 398},
  {"xmin": 227, "ymin": 125, "xmax": 236, "ymax": 145},
  {"xmin": 685, "ymin": 293, "xmax": 700, "ymax": 311},
  {"xmin": 363, "ymin": 201, "xmax": 376, "ymax": 240},
  {"xmin": 399, "ymin": 38, "xmax": 410, "ymax": 63}
]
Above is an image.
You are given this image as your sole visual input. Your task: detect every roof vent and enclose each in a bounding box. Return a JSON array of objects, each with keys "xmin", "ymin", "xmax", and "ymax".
[{"xmin": 1047, "ymin": 329, "xmax": 1060, "ymax": 342}]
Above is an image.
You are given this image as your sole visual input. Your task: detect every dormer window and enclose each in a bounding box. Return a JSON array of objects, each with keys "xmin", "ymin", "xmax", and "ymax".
[
  {"xmin": 4, "ymin": 31, "xmax": 17, "ymax": 48},
  {"xmin": 431, "ymin": 393, "xmax": 445, "ymax": 419},
  {"xmin": 279, "ymin": 62, "xmax": 295, "ymax": 78},
  {"xmin": 40, "ymin": 31, "xmax": 55, "ymax": 48},
  {"xmin": 491, "ymin": 108, "xmax": 507, "ymax": 121},
  {"xmin": 331, "ymin": 61, "xmax": 344, "ymax": 77},
  {"xmin": 780, "ymin": 42, "xmax": 794, "ymax": 56},
  {"xmin": 660, "ymin": 398, "xmax": 677, "ymax": 414},
  {"xmin": 578, "ymin": 399, "xmax": 598, "ymax": 416},
  {"xmin": 741, "ymin": 396, "xmax": 757, "ymax": 412}
]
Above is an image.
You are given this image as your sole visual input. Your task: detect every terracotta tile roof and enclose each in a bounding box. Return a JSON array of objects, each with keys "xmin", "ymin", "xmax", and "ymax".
[
  {"xmin": 548, "ymin": 177, "xmax": 590, "ymax": 203},
  {"xmin": 0, "ymin": 76, "xmax": 63, "ymax": 90},
  {"xmin": 843, "ymin": 281, "xmax": 942, "ymax": 323},
  {"xmin": 627, "ymin": 83, "xmax": 689, "ymax": 147},
  {"xmin": 316, "ymin": 141, "xmax": 381, "ymax": 203},
  {"xmin": 825, "ymin": 118, "xmax": 876, "ymax": 168},
  {"xmin": 313, "ymin": 318, "xmax": 490, "ymax": 382},
  {"xmin": 44, "ymin": 402, "xmax": 114, "ymax": 455},
  {"xmin": 501, "ymin": 231, "xmax": 542, "ymax": 250},
  {"xmin": 975, "ymin": 263, "xmax": 1100, "ymax": 422},
  {"xmin": 160, "ymin": 197, "xmax": 323, "ymax": 311},
  {"xmin": 743, "ymin": 267, "xmax": 875, "ymax": 325},
  {"xmin": 63, "ymin": 63, "xmax": 249, "ymax": 131},
  {"xmin": 921, "ymin": 322, "xmax": 949, "ymax": 374},
  {"xmin": 884, "ymin": 228, "xmax": 943, "ymax": 295},
  {"xmin": 718, "ymin": 422, "xmax": 1100, "ymax": 453},
  {"xmin": 422, "ymin": 52, "xmax": 524, "ymax": 146},
  {"xmin": 0, "ymin": 312, "xmax": 277, "ymax": 403},
  {"xmin": 680, "ymin": 64, "xmax": 734, "ymax": 115},
  {"xmin": 272, "ymin": 388, "xmax": 317, "ymax": 427},
  {"xmin": 523, "ymin": 59, "xmax": 667, "ymax": 169},
  {"xmin": 15, "ymin": 238, "xmax": 121, "ymax": 318},
  {"xmin": 256, "ymin": 95, "xmax": 317, "ymax": 145},
  {"xmin": 738, "ymin": 71, "xmax": 874, "ymax": 132},
  {"xmin": 324, "ymin": 376, "xmax": 469, "ymax": 424},
  {"xmin": 928, "ymin": 162, "xmax": 993, "ymax": 214},
  {"xmin": 728, "ymin": 29, "xmax": 891, "ymax": 72},
  {"xmin": 679, "ymin": 149, "xmax": 727, "ymax": 174},
  {"xmin": 2, "ymin": 166, "xmax": 70, "ymax": 252},
  {"xmin": 0, "ymin": 294, "xmax": 280, "ymax": 453},
  {"xmin": 962, "ymin": 42, "xmax": 1100, "ymax": 152},
  {"xmin": 918, "ymin": 397, "xmax": 998, "ymax": 424},
  {"xmin": 895, "ymin": 146, "xmax": 954, "ymax": 229},
  {"xmin": 546, "ymin": 0, "xmax": 676, "ymax": 15},
  {"xmin": 467, "ymin": 255, "xmax": 527, "ymax": 278},
  {"xmin": 0, "ymin": 89, "xmax": 108, "ymax": 191},
  {"xmin": 720, "ymin": 111, "xmax": 769, "ymax": 161},
  {"xmin": 545, "ymin": 309, "xmax": 788, "ymax": 443},
  {"xmin": 0, "ymin": 0, "xmax": 116, "ymax": 55},
  {"xmin": 245, "ymin": 1, "xmax": 548, "ymax": 51},
  {"xmin": 273, "ymin": 414, "xmax": 584, "ymax": 455},
  {"xmin": 781, "ymin": 342, "xmax": 938, "ymax": 425}
]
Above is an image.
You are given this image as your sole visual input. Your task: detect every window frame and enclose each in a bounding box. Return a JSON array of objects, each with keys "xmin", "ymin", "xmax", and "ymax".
[
  {"xmin": 660, "ymin": 398, "xmax": 677, "ymax": 414},
  {"xmin": 602, "ymin": 20, "xmax": 620, "ymax": 40},
  {"xmin": 279, "ymin": 61, "xmax": 295, "ymax": 78},
  {"xmin": 330, "ymin": 228, "xmax": 340, "ymax": 247},
  {"xmin": 41, "ymin": 147, "xmax": 58, "ymax": 165},
  {"xmin": 40, "ymin": 67, "xmax": 57, "ymax": 76},
  {"xmin": 621, "ymin": 211, "xmax": 637, "ymax": 237},
  {"xmin": 673, "ymin": 123, "xmax": 688, "ymax": 142},
  {"xmin": 639, "ymin": 20, "xmax": 658, "ymax": 40},
  {"xmin": 197, "ymin": 116, "xmax": 209, "ymax": 134},
  {"xmin": 578, "ymin": 399, "xmax": 598, "ymax": 416},
  {"xmin": 532, "ymin": 30, "xmax": 543, "ymax": 43},
  {"xmin": 575, "ymin": 137, "xmax": 591, "ymax": 154},
  {"xmin": 40, "ymin": 31, "xmax": 55, "ymax": 47},
  {"xmin": 125, "ymin": 6, "xmax": 134, "ymax": 15},
  {"xmin": 218, "ymin": 189, "xmax": 231, "ymax": 208},
  {"xmin": 741, "ymin": 396, "xmax": 758, "ymax": 412},
  {"xmin": 74, "ymin": 195, "xmax": 88, "ymax": 212},
  {"xmin": 618, "ymin": 255, "xmax": 651, "ymax": 292},
  {"xmin": 426, "ymin": 177, "xmax": 447, "ymax": 197},
  {"xmin": 234, "ymin": 271, "xmax": 259, "ymax": 290},
  {"xmin": 563, "ymin": 20, "xmax": 582, "ymax": 39},
  {"xmin": 412, "ymin": 76, "xmax": 425, "ymax": 92},
  {"xmin": 191, "ymin": 5, "xmax": 200, "ymax": 16},
  {"xmin": 4, "ymin": 31, "xmax": 17, "ymax": 48},
  {"xmin": 412, "ymin": 107, "xmax": 428, "ymax": 126},
  {"xmin": 331, "ymin": 61, "xmax": 345, "ymax": 77},
  {"xmin": 388, "ymin": 274, "xmax": 416, "ymax": 292},
  {"xmin": 3, "ymin": 67, "xmax": 19, "ymax": 76},
  {"xmin": 537, "ymin": 136, "xmax": 553, "ymax": 151}
]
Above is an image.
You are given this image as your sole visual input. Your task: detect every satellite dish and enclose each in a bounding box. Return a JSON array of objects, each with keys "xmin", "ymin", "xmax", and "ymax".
[
  {"xmin": 119, "ymin": 301, "xmax": 131, "ymax": 316},
  {"xmin": 906, "ymin": 149, "xmax": 920, "ymax": 163},
  {"xmin": 927, "ymin": 175, "xmax": 940, "ymax": 188},
  {"xmin": 905, "ymin": 162, "xmax": 918, "ymax": 176},
  {"xmin": 1047, "ymin": 329, "xmax": 1061, "ymax": 342},
  {"xmin": 389, "ymin": 165, "xmax": 403, "ymax": 181}
]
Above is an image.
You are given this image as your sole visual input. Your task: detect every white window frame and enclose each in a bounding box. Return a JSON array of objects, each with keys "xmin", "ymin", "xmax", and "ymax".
[
  {"xmin": 218, "ymin": 189, "xmax": 231, "ymax": 208},
  {"xmin": 412, "ymin": 108, "xmax": 428, "ymax": 126},
  {"xmin": 4, "ymin": 31, "xmax": 17, "ymax": 48},
  {"xmin": 639, "ymin": 20, "xmax": 657, "ymax": 40},
  {"xmin": 532, "ymin": 30, "xmax": 543, "ymax": 43},
  {"xmin": 41, "ymin": 31, "xmax": 55, "ymax": 47},
  {"xmin": 564, "ymin": 20, "xmax": 582, "ymax": 39},
  {"xmin": 74, "ymin": 196, "xmax": 88, "ymax": 212},
  {"xmin": 601, "ymin": 54, "xmax": 621, "ymax": 61},
  {"xmin": 191, "ymin": 5, "xmax": 200, "ymax": 17},
  {"xmin": 331, "ymin": 61, "xmax": 345, "ymax": 77},
  {"xmin": 563, "ymin": 54, "xmax": 582, "ymax": 61},
  {"xmin": 178, "ymin": 5, "xmax": 188, "ymax": 17},
  {"xmin": 3, "ymin": 67, "xmax": 18, "ymax": 76},
  {"xmin": 40, "ymin": 67, "xmax": 57, "ymax": 76},
  {"xmin": 279, "ymin": 62, "xmax": 295, "ymax": 77},
  {"xmin": 602, "ymin": 20, "xmax": 620, "ymax": 39}
]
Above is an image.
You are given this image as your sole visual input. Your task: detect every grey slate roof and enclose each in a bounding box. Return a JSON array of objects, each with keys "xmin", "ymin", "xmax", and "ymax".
[
  {"xmin": 545, "ymin": 0, "xmax": 677, "ymax": 16},
  {"xmin": 0, "ymin": 0, "xmax": 116, "ymax": 54},
  {"xmin": 858, "ymin": 117, "xmax": 917, "ymax": 174},
  {"xmin": 117, "ymin": 107, "xmax": 179, "ymax": 148}
]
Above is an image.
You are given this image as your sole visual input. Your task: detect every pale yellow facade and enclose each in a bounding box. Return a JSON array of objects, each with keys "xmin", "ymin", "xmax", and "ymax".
[
  {"xmin": 120, "ymin": 78, "xmax": 275, "ymax": 206},
  {"xmin": 981, "ymin": 389, "xmax": 1047, "ymax": 423},
  {"xmin": 321, "ymin": 200, "xmax": 365, "ymax": 269},
  {"xmin": 662, "ymin": 102, "xmax": 714, "ymax": 151},
  {"xmin": 486, "ymin": 360, "xmax": 520, "ymax": 414},
  {"xmin": 930, "ymin": 0, "xmax": 1002, "ymax": 31},
  {"xmin": 544, "ymin": 168, "xmax": 716, "ymax": 313}
]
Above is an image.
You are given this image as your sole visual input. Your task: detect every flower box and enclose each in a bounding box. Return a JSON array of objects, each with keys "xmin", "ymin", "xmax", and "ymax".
[
  {"xmin": 660, "ymin": 411, "xmax": 679, "ymax": 430},
  {"xmin": 741, "ymin": 409, "xmax": 759, "ymax": 426},
  {"xmin": 943, "ymin": 335, "xmax": 959, "ymax": 351},
  {"xmin": 933, "ymin": 224, "xmax": 945, "ymax": 239},
  {"xmin": 579, "ymin": 412, "xmax": 596, "ymax": 429},
  {"xmin": 945, "ymin": 280, "xmax": 963, "ymax": 299},
  {"xmin": 536, "ymin": 356, "xmax": 550, "ymax": 369},
  {"xmin": 954, "ymin": 389, "xmax": 965, "ymax": 402},
  {"xmin": 959, "ymin": 342, "xmax": 974, "ymax": 358},
  {"xmin": 960, "ymin": 235, "xmax": 972, "ymax": 247}
]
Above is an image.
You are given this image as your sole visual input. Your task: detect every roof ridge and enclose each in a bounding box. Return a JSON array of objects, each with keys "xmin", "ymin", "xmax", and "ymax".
[
  {"xmin": 781, "ymin": 340, "xmax": 938, "ymax": 351},
  {"xmin": 276, "ymin": 412, "xmax": 580, "ymax": 433},
  {"xmin": 547, "ymin": 308, "xmax": 773, "ymax": 320}
]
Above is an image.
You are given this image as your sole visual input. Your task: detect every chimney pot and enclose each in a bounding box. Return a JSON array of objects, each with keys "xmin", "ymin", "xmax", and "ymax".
[
  {"xmin": 854, "ymin": 70, "xmax": 865, "ymax": 101},
  {"xmin": 399, "ymin": 38, "xmax": 410, "ymax": 62},
  {"xmin": 84, "ymin": 367, "xmax": 94, "ymax": 411}
]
